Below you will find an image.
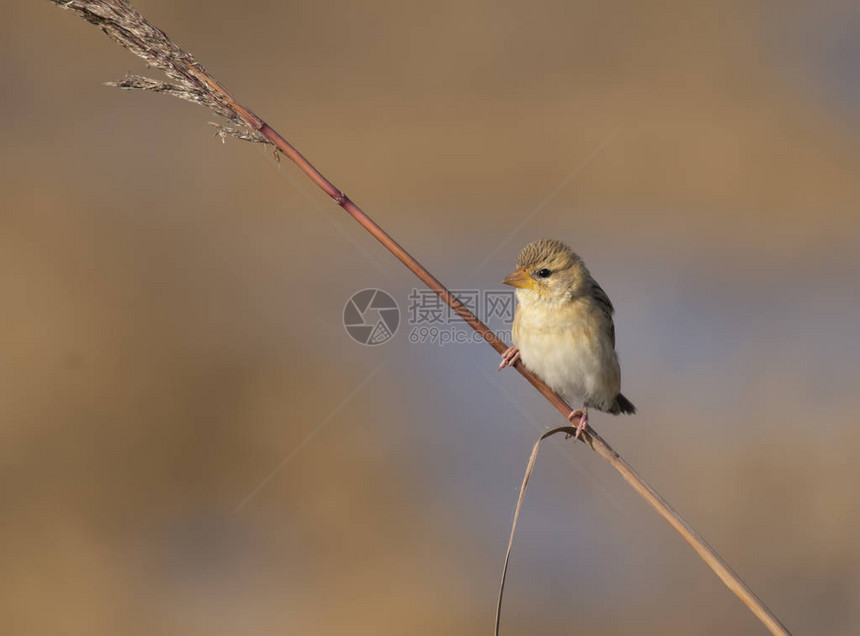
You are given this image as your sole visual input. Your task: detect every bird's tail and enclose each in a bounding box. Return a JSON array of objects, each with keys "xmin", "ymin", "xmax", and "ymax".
[{"xmin": 611, "ymin": 393, "xmax": 636, "ymax": 415}]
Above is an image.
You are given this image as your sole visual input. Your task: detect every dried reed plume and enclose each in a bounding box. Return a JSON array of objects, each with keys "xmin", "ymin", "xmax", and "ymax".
[{"xmin": 49, "ymin": 2, "xmax": 792, "ymax": 634}]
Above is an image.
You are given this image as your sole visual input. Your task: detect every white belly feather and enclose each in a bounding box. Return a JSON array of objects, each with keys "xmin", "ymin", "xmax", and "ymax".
[{"xmin": 512, "ymin": 291, "xmax": 620, "ymax": 410}]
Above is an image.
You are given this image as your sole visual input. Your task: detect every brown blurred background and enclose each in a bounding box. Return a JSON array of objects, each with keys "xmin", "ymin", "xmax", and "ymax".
[{"xmin": 2, "ymin": 1, "xmax": 859, "ymax": 634}]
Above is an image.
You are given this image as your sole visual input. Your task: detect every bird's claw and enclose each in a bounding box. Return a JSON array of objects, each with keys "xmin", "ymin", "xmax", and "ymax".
[
  {"xmin": 566, "ymin": 407, "xmax": 589, "ymax": 441},
  {"xmin": 498, "ymin": 346, "xmax": 520, "ymax": 371}
]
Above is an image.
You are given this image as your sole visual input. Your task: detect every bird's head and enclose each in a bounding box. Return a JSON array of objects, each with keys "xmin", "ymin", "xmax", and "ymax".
[{"xmin": 502, "ymin": 239, "xmax": 588, "ymax": 305}]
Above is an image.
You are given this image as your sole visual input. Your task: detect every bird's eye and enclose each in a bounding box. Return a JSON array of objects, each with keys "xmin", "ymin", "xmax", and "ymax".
[{"xmin": 536, "ymin": 268, "xmax": 552, "ymax": 279}]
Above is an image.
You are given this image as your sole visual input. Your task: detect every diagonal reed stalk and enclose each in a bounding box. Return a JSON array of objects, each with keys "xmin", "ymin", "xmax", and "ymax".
[{"xmin": 49, "ymin": 2, "xmax": 791, "ymax": 634}]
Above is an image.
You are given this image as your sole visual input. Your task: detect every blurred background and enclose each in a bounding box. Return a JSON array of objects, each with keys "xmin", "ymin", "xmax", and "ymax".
[{"xmin": 3, "ymin": 1, "xmax": 859, "ymax": 633}]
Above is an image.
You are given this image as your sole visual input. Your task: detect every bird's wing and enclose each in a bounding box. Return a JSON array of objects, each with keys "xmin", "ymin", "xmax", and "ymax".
[{"xmin": 590, "ymin": 280, "xmax": 616, "ymax": 349}]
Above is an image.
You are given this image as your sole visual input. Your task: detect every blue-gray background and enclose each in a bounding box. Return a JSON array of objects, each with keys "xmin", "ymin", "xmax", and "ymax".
[{"xmin": 3, "ymin": 1, "xmax": 859, "ymax": 633}]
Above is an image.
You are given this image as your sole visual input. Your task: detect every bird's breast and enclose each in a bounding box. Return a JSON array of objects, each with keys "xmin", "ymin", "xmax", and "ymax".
[{"xmin": 512, "ymin": 300, "xmax": 619, "ymax": 406}]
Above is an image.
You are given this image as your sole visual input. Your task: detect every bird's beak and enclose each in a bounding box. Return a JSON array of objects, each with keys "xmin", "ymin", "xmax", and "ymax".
[{"xmin": 502, "ymin": 267, "xmax": 535, "ymax": 290}]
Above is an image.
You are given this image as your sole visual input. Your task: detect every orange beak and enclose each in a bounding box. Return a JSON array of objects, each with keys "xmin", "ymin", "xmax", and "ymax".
[{"xmin": 502, "ymin": 267, "xmax": 536, "ymax": 290}]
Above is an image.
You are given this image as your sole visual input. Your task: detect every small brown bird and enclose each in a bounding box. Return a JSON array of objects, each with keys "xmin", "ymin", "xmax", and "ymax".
[{"xmin": 499, "ymin": 239, "xmax": 635, "ymax": 439}]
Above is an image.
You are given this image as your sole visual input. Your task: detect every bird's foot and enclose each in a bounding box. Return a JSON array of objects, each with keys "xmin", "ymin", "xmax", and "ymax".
[
  {"xmin": 566, "ymin": 407, "xmax": 589, "ymax": 441},
  {"xmin": 498, "ymin": 346, "xmax": 520, "ymax": 371}
]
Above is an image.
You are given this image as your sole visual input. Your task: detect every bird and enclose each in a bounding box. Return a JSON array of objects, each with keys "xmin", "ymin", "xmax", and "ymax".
[{"xmin": 498, "ymin": 238, "xmax": 635, "ymax": 440}]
